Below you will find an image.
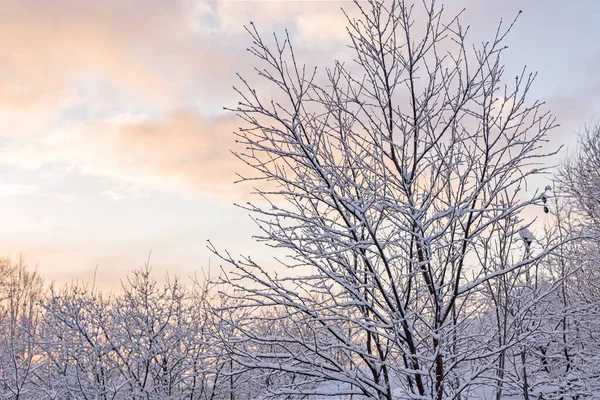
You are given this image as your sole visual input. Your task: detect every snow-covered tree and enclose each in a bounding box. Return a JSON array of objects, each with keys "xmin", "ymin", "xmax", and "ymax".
[
  {"xmin": 38, "ymin": 266, "xmax": 229, "ymax": 400},
  {"xmin": 522, "ymin": 125, "xmax": 600, "ymax": 398},
  {"xmin": 0, "ymin": 257, "xmax": 44, "ymax": 400},
  {"xmin": 559, "ymin": 125, "xmax": 600, "ymax": 233},
  {"xmin": 213, "ymin": 0, "xmax": 567, "ymax": 398}
]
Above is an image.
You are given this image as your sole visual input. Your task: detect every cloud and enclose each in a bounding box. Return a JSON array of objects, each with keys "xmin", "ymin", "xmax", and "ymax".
[
  {"xmin": 295, "ymin": 9, "xmax": 349, "ymax": 50},
  {"xmin": 0, "ymin": 110, "xmax": 245, "ymax": 199},
  {"xmin": 0, "ymin": 183, "xmax": 35, "ymax": 197},
  {"xmin": 0, "ymin": 0, "xmax": 353, "ymax": 117},
  {"xmin": 107, "ymin": 110, "xmax": 243, "ymax": 194},
  {"xmin": 0, "ymin": 0, "xmax": 358, "ymax": 202},
  {"xmin": 0, "ymin": 0, "xmax": 232, "ymax": 118},
  {"xmin": 4, "ymin": 0, "xmax": 592, "ymax": 205}
]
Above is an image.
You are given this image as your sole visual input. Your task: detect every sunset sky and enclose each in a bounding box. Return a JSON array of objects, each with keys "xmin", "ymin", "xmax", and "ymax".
[{"xmin": 2, "ymin": 0, "xmax": 599, "ymax": 289}]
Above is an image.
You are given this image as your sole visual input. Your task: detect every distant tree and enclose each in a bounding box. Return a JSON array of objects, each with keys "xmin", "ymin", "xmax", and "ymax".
[
  {"xmin": 214, "ymin": 0, "xmax": 567, "ymax": 398},
  {"xmin": 39, "ymin": 266, "xmax": 228, "ymax": 400},
  {"xmin": 40, "ymin": 282, "xmax": 117, "ymax": 399},
  {"xmin": 0, "ymin": 257, "xmax": 44, "ymax": 400},
  {"xmin": 559, "ymin": 125, "xmax": 600, "ymax": 234},
  {"xmin": 527, "ymin": 125, "xmax": 600, "ymax": 398}
]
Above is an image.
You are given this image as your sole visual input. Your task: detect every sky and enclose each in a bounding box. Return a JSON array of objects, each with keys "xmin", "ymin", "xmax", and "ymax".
[{"xmin": 2, "ymin": 0, "xmax": 599, "ymax": 290}]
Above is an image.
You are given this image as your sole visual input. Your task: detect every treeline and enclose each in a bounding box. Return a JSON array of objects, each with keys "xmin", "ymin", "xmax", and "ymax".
[
  {"xmin": 1, "ymin": 205, "xmax": 600, "ymax": 399},
  {"xmin": 0, "ymin": 261, "xmax": 233, "ymax": 399}
]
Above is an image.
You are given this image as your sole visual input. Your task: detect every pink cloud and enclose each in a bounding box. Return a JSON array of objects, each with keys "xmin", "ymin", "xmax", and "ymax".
[
  {"xmin": 0, "ymin": 110, "xmax": 245, "ymax": 198},
  {"xmin": 0, "ymin": 0, "xmax": 230, "ymax": 113}
]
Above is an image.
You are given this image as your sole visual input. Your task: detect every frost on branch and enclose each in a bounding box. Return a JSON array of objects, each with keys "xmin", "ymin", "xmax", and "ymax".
[{"xmin": 213, "ymin": 0, "xmax": 569, "ymax": 399}]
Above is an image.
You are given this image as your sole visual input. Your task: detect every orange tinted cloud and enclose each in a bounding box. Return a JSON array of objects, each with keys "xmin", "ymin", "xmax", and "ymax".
[
  {"xmin": 109, "ymin": 110, "xmax": 243, "ymax": 194},
  {"xmin": 0, "ymin": 0, "xmax": 229, "ymax": 112},
  {"xmin": 0, "ymin": 110, "xmax": 243, "ymax": 198},
  {"xmin": 0, "ymin": 0, "xmax": 359, "ymax": 201}
]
